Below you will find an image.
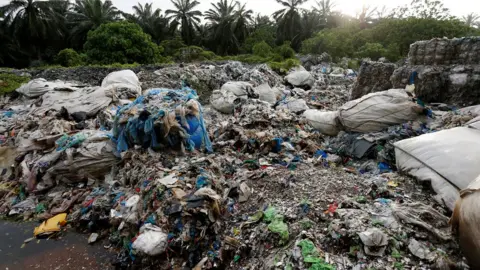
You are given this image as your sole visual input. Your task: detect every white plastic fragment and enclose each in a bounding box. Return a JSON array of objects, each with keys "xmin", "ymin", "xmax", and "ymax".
[{"xmin": 132, "ymin": 224, "xmax": 168, "ymax": 256}]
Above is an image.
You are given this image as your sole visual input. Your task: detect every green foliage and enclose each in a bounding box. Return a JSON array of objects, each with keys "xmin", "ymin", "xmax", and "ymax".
[
  {"xmin": 55, "ymin": 49, "xmax": 83, "ymax": 67},
  {"xmin": 301, "ymin": 27, "xmax": 357, "ymax": 61},
  {"xmin": 269, "ymin": 58, "xmax": 300, "ymax": 74},
  {"xmin": 0, "ymin": 73, "xmax": 30, "ymax": 94},
  {"xmin": 275, "ymin": 42, "xmax": 296, "ymax": 59},
  {"xmin": 165, "ymin": 0, "xmax": 202, "ymax": 45},
  {"xmin": 347, "ymin": 59, "xmax": 360, "ymax": 70},
  {"xmin": 252, "ymin": 41, "xmax": 273, "ymax": 58},
  {"xmin": 84, "ymin": 21, "xmax": 161, "ymax": 65},
  {"xmin": 355, "ymin": 43, "xmax": 387, "ymax": 60},
  {"xmin": 175, "ymin": 46, "xmax": 217, "ymax": 62},
  {"xmin": 160, "ymin": 36, "xmax": 187, "ymax": 56},
  {"xmin": 302, "ymin": 18, "xmax": 480, "ymax": 62},
  {"xmin": 243, "ymin": 26, "xmax": 276, "ymax": 53},
  {"xmin": 69, "ymin": 0, "xmax": 121, "ymax": 50},
  {"xmin": 89, "ymin": 63, "xmax": 141, "ymax": 69}
]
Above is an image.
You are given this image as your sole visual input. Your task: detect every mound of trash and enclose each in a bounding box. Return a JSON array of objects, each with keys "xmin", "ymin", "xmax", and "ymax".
[{"xmin": 0, "ymin": 60, "xmax": 478, "ymax": 269}]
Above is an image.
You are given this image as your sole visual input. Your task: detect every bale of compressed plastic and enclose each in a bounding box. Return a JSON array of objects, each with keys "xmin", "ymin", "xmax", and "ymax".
[{"xmin": 350, "ymin": 61, "xmax": 395, "ymax": 100}]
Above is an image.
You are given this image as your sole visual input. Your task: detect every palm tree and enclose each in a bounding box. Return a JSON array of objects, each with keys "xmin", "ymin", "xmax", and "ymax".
[
  {"xmin": 273, "ymin": 0, "xmax": 307, "ymax": 51},
  {"xmin": 132, "ymin": 2, "xmax": 171, "ymax": 43},
  {"xmin": 357, "ymin": 5, "xmax": 377, "ymax": 29},
  {"xmin": 205, "ymin": 0, "xmax": 238, "ymax": 55},
  {"xmin": 165, "ymin": 0, "xmax": 202, "ymax": 45},
  {"xmin": 68, "ymin": 0, "xmax": 120, "ymax": 49},
  {"xmin": 0, "ymin": 0, "xmax": 65, "ymax": 60},
  {"xmin": 462, "ymin": 13, "xmax": 480, "ymax": 27},
  {"xmin": 376, "ymin": 6, "xmax": 388, "ymax": 19},
  {"xmin": 234, "ymin": 2, "xmax": 253, "ymax": 46},
  {"xmin": 252, "ymin": 14, "xmax": 273, "ymax": 29},
  {"xmin": 314, "ymin": 0, "xmax": 335, "ymax": 25},
  {"xmin": 300, "ymin": 10, "xmax": 323, "ymax": 42}
]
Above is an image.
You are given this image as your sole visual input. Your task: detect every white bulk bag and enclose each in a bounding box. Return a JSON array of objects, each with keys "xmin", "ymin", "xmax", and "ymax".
[
  {"xmin": 303, "ymin": 110, "xmax": 341, "ymax": 136},
  {"xmin": 101, "ymin": 70, "xmax": 141, "ymax": 98},
  {"xmin": 339, "ymin": 89, "xmax": 423, "ymax": 133}
]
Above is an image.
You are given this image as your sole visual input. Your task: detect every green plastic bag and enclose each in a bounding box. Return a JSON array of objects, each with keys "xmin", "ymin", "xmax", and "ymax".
[
  {"xmin": 298, "ymin": 239, "xmax": 319, "ymax": 258},
  {"xmin": 268, "ymin": 218, "xmax": 289, "ymax": 241},
  {"xmin": 263, "ymin": 206, "xmax": 277, "ymax": 222},
  {"xmin": 297, "ymin": 239, "xmax": 336, "ymax": 270}
]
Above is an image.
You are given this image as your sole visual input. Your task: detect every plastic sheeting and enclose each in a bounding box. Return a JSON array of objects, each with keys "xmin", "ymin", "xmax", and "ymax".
[
  {"xmin": 113, "ymin": 85, "xmax": 212, "ymax": 153},
  {"xmin": 45, "ymin": 138, "xmax": 117, "ymax": 184},
  {"xmin": 339, "ymin": 89, "xmax": 423, "ymax": 133},
  {"xmin": 31, "ymin": 86, "xmax": 112, "ymax": 117},
  {"xmin": 101, "ymin": 70, "xmax": 142, "ymax": 98},
  {"xmin": 16, "ymin": 79, "xmax": 88, "ymax": 98},
  {"xmin": 394, "ymin": 127, "xmax": 480, "ymax": 210},
  {"xmin": 132, "ymin": 224, "xmax": 168, "ymax": 256}
]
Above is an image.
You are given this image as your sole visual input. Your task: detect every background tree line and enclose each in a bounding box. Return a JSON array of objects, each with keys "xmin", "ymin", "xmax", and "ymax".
[{"xmin": 0, "ymin": 0, "xmax": 479, "ymax": 69}]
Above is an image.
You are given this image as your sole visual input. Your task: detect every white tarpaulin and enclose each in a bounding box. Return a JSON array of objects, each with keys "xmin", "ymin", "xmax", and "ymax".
[
  {"xmin": 101, "ymin": 70, "xmax": 141, "ymax": 98},
  {"xmin": 16, "ymin": 79, "xmax": 87, "ymax": 98},
  {"xmin": 339, "ymin": 89, "xmax": 423, "ymax": 133},
  {"xmin": 395, "ymin": 127, "xmax": 480, "ymax": 210},
  {"xmin": 31, "ymin": 86, "xmax": 112, "ymax": 117}
]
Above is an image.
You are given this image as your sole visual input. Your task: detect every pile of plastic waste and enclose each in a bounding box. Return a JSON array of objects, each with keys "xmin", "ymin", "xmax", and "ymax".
[{"xmin": 0, "ymin": 61, "xmax": 479, "ymax": 269}]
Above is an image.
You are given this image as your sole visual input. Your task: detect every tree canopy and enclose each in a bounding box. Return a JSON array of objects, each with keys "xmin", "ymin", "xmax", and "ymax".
[{"xmin": 0, "ymin": 0, "xmax": 479, "ymax": 68}]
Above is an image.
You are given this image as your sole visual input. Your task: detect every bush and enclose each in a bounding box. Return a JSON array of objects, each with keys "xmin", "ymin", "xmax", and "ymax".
[
  {"xmin": 175, "ymin": 46, "xmax": 217, "ymax": 62},
  {"xmin": 229, "ymin": 54, "xmax": 268, "ymax": 64},
  {"xmin": 55, "ymin": 48, "xmax": 83, "ymax": 67},
  {"xmin": 347, "ymin": 59, "xmax": 360, "ymax": 70},
  {"xmin": 29, "ymin": 60, "xmax": 48, "ymax": 68},
  {"xmin": 84, "ymin": 21, "xmax": 161, "ymax": 65},
  {"xmin": 242, "ymin": 26, "xmax": 276, "ymax": 53},
  {"xmin": 200, "ymin": 50, "xmax": 216, "ymax": 61},
  {"xmin": 253, "ymin": 41, "xmax": 273, "ymax": 58},
  {"xmin": 355, "ymin": 43, "xmax": 387, "ymax": 61},
  {"xmin": 0, "ymin": 73, "xmax": 30, "ymax": 94},
  {"xmin": 275, "ymin": 42, "xmax": 296, "ymax": 60},
  {"xmin": 160, "ymin": 36, "xmax": 187, "ymax": 56},
  {"xmin": 301, "ymin": 28, "xmax": 357, "ymax": 61},
  {"xmin": 269, "ymin": 58, "xmax": 300, "ymax": 74},
  {"xmin": 301, "ymin": 18, "xmax": 480, "ymax": 62}
]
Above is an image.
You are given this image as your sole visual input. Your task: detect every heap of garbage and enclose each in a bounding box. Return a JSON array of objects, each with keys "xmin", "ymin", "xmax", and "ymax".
[{"xmin": 1, "ymin": 56, "xmax": 480, "ymax": 269}]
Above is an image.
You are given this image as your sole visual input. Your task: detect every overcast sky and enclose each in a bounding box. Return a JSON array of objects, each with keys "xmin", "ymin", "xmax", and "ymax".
[{"xmin": 0, "ymin": 0, "xmax": 477, "ymax": 18}]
